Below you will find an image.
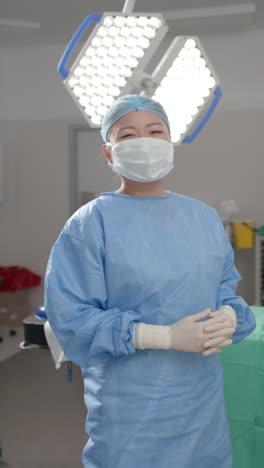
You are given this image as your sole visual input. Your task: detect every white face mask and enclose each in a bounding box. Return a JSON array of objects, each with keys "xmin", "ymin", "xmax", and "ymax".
[{"xmin": 107, "ymin": 137, "xmax": 174, "ymax": 182}]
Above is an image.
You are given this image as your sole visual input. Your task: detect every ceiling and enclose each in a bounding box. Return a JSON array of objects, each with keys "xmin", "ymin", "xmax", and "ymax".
[{"xmin": 0, "ymin": 0, "xmax": 263, "ymax": 47}]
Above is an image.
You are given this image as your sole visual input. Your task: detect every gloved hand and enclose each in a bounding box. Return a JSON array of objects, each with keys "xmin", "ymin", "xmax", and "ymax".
[
  {"xmin": 133, "ymin": 308, "xmax": 235, "ymax": 354},
  {"xmin": 168, "ymin": 308, "xmax": 235, "ymax": 353},
  {"xmin": 202, "ymin": 305, "xmax": 237, "ymax": 356}
]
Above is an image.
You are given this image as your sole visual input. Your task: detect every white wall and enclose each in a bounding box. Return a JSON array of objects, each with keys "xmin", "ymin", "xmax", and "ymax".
[
  {"xmin": 0, "ymin": 28, "xmax": 263, "ymax": 307},
  {"xmin": 0, "ymin": 119, "xmax": 76, "ymax": 307}
]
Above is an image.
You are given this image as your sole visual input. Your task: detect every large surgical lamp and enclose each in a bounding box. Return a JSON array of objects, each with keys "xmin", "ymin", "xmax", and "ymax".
[{"xmin": 58, "ymin": 0, "xmax": 222, "ymax": 144}]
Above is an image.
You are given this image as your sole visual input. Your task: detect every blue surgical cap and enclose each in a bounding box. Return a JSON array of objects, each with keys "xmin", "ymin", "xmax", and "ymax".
[{"xmin": 100, "ymin": 94, "xmax": 170, "ymax": 142}]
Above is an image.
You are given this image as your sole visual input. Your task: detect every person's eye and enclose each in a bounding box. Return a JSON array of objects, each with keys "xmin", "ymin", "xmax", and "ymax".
[
  {"xmin": 150, "ymin": 130, "xmax": 162, "ymax": 134},
  {"xmin": 120, "ymin": 133, "xmax": 135, "ymax": 138}
]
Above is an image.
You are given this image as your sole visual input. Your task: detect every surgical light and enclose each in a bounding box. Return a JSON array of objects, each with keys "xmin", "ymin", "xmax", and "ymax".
[
  {"xmin": 58, "ymin": 11, "xmax": 168, "ymax": 127},
  {"xmin": 58, "ymin": 0, "xmax": 222, "ymax": 144},
  {"xmin": 150, "ymin": 36, "xmax": 221, "ymax": 144}
]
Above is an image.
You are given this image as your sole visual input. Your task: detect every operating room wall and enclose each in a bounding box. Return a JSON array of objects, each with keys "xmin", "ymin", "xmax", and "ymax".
[
  {"xmin": 0, "ymin": 118, "xmax": 80, "ymax": 308},
  {"xmin": 0, "ymin": 28, "xmax": 263, "ymax": 307}
]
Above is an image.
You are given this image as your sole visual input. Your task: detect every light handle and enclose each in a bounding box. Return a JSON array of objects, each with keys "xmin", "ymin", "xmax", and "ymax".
[{"xmin": 57, "ymin": 13, "xmax": 102, "ymax": 80}]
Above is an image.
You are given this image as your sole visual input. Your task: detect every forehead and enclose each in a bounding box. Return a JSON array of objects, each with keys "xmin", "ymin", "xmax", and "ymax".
[{"xmin": 110, "ymin": 110, "xmax": 166, "ymax": 134}]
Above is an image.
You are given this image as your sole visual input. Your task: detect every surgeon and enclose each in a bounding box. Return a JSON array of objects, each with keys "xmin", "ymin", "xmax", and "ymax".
[{"xmin": 44, "ymin": 94, "xmax": 256, "ymax": 468}]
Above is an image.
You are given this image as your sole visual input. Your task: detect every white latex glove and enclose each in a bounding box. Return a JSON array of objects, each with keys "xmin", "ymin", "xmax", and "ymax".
[
  {"xmin": 133, "ymin": 308, "xmax": 235, "ymax": 354},
  {"xmin": 202, "ymin": 305, "xmax": 237, "ymax": 356}
]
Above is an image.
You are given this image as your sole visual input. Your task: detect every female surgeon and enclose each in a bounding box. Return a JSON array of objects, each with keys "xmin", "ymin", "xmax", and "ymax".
[{"xmin": 44, "ymin": 94, "xmax": 256, "ymax": 468}]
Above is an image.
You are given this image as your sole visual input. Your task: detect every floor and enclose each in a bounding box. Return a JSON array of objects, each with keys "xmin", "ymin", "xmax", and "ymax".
[
  {"xmin": 0, "ymin": 326, "xmax": 24, "ymax": 363},
  {"xmin": 0, "ymin": 327, "xmax": 87, "ymax": 467}
]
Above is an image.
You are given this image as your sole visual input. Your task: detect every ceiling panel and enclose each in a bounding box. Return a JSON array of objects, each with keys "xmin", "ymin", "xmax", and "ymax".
[{"xmin": 0, "ymin": 0, "xmax": 261, "ymax": 47}]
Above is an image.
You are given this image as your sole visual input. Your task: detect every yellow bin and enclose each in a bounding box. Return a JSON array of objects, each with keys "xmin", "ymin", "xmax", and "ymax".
[{"xmin": 233, "ymin": 221, "xmax": 255, "ymax": 248}]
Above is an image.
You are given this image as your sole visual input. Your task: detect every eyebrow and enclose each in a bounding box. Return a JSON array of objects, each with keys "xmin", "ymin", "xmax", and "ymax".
[{"xmin": 118, "ymin": 122, "xmax": 163, "ymax": 133}]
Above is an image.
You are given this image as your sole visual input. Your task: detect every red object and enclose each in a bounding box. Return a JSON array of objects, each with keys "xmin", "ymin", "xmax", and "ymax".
[{"xmin": 0, "ymin": 266, "xmax": 42, "ymax": 292}]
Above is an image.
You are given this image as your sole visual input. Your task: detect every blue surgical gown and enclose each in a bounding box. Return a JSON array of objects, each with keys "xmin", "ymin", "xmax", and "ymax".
[{"xmin": 44, "ymin": 191, "xmax": 256, "ymax": 468}]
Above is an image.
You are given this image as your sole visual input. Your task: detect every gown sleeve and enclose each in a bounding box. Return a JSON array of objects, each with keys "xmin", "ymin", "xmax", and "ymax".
[
  {"xmin": 44, "ymin": 208, "xmax": 141, "ymax": 368},
  {"xmin": 213, "ymin": 210, "xmax": 256, "ymax": 344}
]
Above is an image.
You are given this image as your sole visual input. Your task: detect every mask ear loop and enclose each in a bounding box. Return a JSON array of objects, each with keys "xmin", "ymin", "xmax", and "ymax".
[{"xmin": 105, "ymin": 142, "xmax": 114, "ymax": 168}]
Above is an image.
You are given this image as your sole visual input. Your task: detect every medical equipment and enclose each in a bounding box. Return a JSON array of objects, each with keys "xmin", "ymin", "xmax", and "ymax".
[
  {"xmin": 57, "ymin": 0, "xmax": 222, "ymax": 144},
  {"xmin": 107, "ymin": 136, "xmax": 174, "ymax": 182},
  {"xmin": 20, "ymin": 307, "xmax": 72, "ymax": 382},
  {"xmin": 22, "ymin": 309, "xmax": 48, "ymax": 348},
  {"xmin": 58, "ymin": 8, "xmax": 168, "ymax": 126},
  {"xmin": 233, "ymin": 221, "xmax": 255, "ymax": 248}
]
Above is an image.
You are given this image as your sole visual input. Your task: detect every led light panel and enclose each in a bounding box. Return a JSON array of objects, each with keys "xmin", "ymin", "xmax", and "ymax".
[
  {"xmin": 64, "ymin": 13, "xmax": 168, "ymax": 127},
  {"xmin": 151, "ymin": 37, "xmax": 220, "ymax": 144}
]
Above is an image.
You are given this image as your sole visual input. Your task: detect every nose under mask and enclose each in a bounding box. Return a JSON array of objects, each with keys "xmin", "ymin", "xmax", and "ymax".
[{"xmin": 107, "ymin": 137, "xmax": 174, "ymax": 182}]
